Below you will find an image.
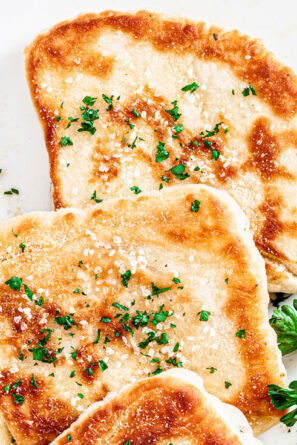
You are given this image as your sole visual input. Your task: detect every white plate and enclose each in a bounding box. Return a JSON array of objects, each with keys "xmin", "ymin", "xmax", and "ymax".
[{"xmin": 0, "ymin": 0, "xmax": 296, "ymax": 443}]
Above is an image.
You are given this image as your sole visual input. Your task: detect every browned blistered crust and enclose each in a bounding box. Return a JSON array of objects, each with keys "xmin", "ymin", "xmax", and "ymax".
[
  {"xmin": 25, "ymin": 10, "xmax": 297, "ymax": 208},
  {"xmin": 53, "ymin": 374, "xmax": 248, "ymax": 444},
  {"xmin": 25, "ymin": 10, "xmax": 297, "ymax": 292},
  {"xmin": 0, "ymin": 186, "xmax": 286, "ymax": 443}
]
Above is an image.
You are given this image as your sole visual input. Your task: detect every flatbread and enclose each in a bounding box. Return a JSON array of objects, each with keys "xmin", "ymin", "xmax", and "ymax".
[
  {"xmin": 50, "ymin": 369, "xmax": 262, "ymax": 445},
  {"xmin": 25, "ymin": 10, "xmax": 297, "ymax": 293},
  {"xmin": 0, "ymin": 185, "xmax": 286, "ymax": 444}
]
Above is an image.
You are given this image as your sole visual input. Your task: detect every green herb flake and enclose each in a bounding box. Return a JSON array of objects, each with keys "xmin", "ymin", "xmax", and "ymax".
[
  {"xmin": 167, "ymin": 164, "xmax": 190, "ymax": 180},
  {"xmin": 236, "ymin": 329, "xmax": 246, "ymax": 339},
  {"xmin": 54, "ymin": 315, "xmax": 78, "ymax": 330},
  {"xmin": 191, "ymin": 199, "xmax": 200, "ymax": 213},
  {"xmin": 78, "ymin": 393, "xmax": 84, "ymax": 399},
  {"xmin": 55, "ymin": 116, "xmax": 61, "ymax": 122},
  {"xmin": 60, "ymin": 136, "xmax": 73, "ymax": 147},
  {"xmin": 173, "ymin": 342, "xmax": 179, "ymax": 352},
  {"xmin": 100, "ymin": 317, "xmax": 111, "ymax": 323},
  {"xmin": 19, "ymin": 243, "xmax": 25, "ymax": 252},
  {"xmin": 83, "ymin": 96, "xmax": 97, "ymax": 106},
  {"xmin": 151, "ymin": 283, "xmax": 171, "ymax": 296},
  {"xmin": 207, "ymin": 367, "xmax": 217, "ymax": 374},
  {"xmin": 70, "ymin": 370, "xmax": 75, "ymax": 378},
  {"xmin": 165, "ymin": 101, "xmax": 181, "ymax": 122},
  {"xmin": 155, "ymin": 141, "xmax": 169, "ymax": 162},
  {"xmin": 4, "ymin": 188, "xmax": 19, "ymax": 195},
  {"xmin": 31, "ymin": 374, "xmax": 38, "ymax": 389},
  {"xmin": 121, "ymin": 270, "xmax": 131, "ymax": 288},
  {"xmin": 102, "ymin": 94, "xmax": 113, "ymax": 111},
  {"xmin": 197, "ymin": 310, "xmax": 211, "ymax": 321},
  {"xmin": 181, "ymin": 82, "xmax": 199, "ymax": 93},
  {"xmin": 93, "ymin": 329, "xmax": 101, "ymax": 344},
  {"xmin": 130, "ymin": 186, "xmax": 142, "ymax": 195},
  {"xmin": 172, "ymin": 278, "xmax": 180, "ymax": 284},
  {"xmin": 225, "ymin": 381, "xmax": 232, "ymax": 389},
  {"xmin": 131, "ymin": 108, "xmax": 141, "ymax": 118},
  {"xmin": 67, "ymin": 434, "xmax": 71, "ymax": 443},
  {"xmin": 99, "ymin": 359, "xmax": 108, "ymax": 372},
  {"xmin": 5, "ymin": 277, "xmax": 22, "ymax": 291},
  {"xmin": 90, "ymin": 190, "xmax": 103, "ymax": 203},
  {"xmin": 213, "ymin": 33, "xmax": 219, "ymax": 40}
]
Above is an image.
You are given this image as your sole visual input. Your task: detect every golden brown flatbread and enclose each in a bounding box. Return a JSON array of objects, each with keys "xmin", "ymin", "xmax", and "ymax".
[
  {"xmin": 25, "ymin": 10, "xmax": 297, "ymax": 292},
  {"xmin": 0, "ymin": 185, "xmax": 285, "ymax": 444},
  {"xmin": 50, "ymin": 369, "xmax": 262, "ymax": 445}
]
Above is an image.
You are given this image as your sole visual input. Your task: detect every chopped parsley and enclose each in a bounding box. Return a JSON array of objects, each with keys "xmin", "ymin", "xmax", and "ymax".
[
  {"xmin": 242, "ymin": 85, "xmax": 257, "ymax": 96},
  {"xmin": 83, "ymin": 96, "xmax": 97, "ymax": 106},
  {"xmin": 100, "ymin": 317, "xmax": 111, "ymax": 323},
  {"xmin": 67, "ymin": 434, "xmax": 71, "ymax": 443},
  {"xmin": 181, "ymin": 82, "xmax": 199, "ymax": 93},
  {"xmin": 225, "ymin": 381, "xmax": 232, "ymax": 389},
  {"xmin": 130, "ymin": 186, "xmax": 142, "ymax": 194},
  {"xmin": 197, "ymin": 311, "xmax": 211, "ymax": 321},
  {"xmin": 4, "ymin": 188, "xmax": 19, "ymax": 195},
  {"xmin": 102, "ymin": 94, "xmax": 113, "ymax": 111},
  {"xmin": 236, "ymin": 329, "xmax": 246, "ymax": 339},
  {"xmin": 172, "ymin": 278, "xmax": 180, "ymax": 284},
  {"xmin": 155, "ymin": 141, "xmax": 169, "ymax": 162},
  {"xmin": 90, "ymin": 190, "xmax": 103, "ymax": 203},
  {"xmin": 31, "ymin": 374, "xmax": 38, "ymax": 389},
  {"xmin": 5, "ymin": 277, "xmax": 22, "ymax": 291},
  {"xmin": 191, "ymin": 200, "xmax": 200, "ymax": 213},
  {"xmin": 60, "ymin": 136, "xmax": 73, "ymax": 147},
  {"xmin": 167, "ymin": 164, "xmax": 190, "ymax": 180},
  {"xmin": 213, "ymin": 33, "xmax": 219, "ymax": 40},
  {"xmin": 207, "ymin": 367, "xmax": 217, "ymax": 374},
  {"xmin": 93, "ymin": 329, "xmax": 101, "ymax": 344},
  {"xmin": 121, "ymin": 270, "xmax": 131, "ymax": 288},
  {"xmin": 172, "ymin": 123, "xmax": 183, "ymax": 139},
  {"xmin": 19, "ymin": 243, "xmax": 25, "ymax": 252},
  {"xmin": 151, "ymin": 283, "xmax": 171, "ymax": 296},
  {"xmin": 131, "ymin": 108, "xmax": 141, "ymax": 118},
  {"xmin": 54, "ymin": 315, "xmax": 78, "ymax": 330},
  {"xmin": 99, "ymin": 360, "xmax": 108, "ymax": 372},
  {"xmin": 55, "ymin": 116, "xmax": 61, "ymax": 122},
  {"xmin": 165, "ymin": 101, "xmax": 181, "ymax": 121}
]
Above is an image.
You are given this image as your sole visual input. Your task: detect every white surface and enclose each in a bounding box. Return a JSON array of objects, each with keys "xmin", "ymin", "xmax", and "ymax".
[{"xmin": 0, "ymin": 0, "xmax": 296, "ymax": 443}]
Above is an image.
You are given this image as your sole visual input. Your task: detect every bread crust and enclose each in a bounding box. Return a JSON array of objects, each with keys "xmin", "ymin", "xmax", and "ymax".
[
  {"xmin": 0, "ymin": 185, "xmax": 286, "ymax": 443},
  {"xmin": 25, "ymin": 11, "xmax": 297, "ymax": 293}
]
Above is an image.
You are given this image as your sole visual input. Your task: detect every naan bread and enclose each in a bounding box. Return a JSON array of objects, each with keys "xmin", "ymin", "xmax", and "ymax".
[
  {"xmin": 25, "ymin": 10, "xmax": 297, "ymax": 293},
  {"xmin": 50, "ymin": 369, "xmax": 262, "ymax": 445},
  {"xmin": 0, "ymin": 185, "xmax": 285, "ymax": 444}
]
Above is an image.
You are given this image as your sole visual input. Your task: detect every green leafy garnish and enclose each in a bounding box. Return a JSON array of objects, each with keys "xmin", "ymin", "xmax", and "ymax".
[
  {"xmin": 19, "ymin": 243, "xmax": 25, "ymax": 252},
  {"xmin": 181, "ymin": 82, "xmax": 199, "ymax": 93},
  {"xmin": 207, "ymin": 367, "xmax": 217, "ymax": 374},
  {"xmin": 191, "ymin": 200, "xmax": 200, "ymax": 213},
  {"xmin": 165, "ymin": 100, "xmax": 181, "ymax": 121},
  {"xmin": 31, "ymin": 374, "xmax": 38, "ymax": 388},
  {"xmin": 99, "ymin": 360, "xmax": 108, "ymax": 372},
  {"xmin": 167, "ymin": 164, "xmax": 190, "ymax": 180},
  {"xmin": 83, "ymin": 96, "xmax": 97, "ymax": 106},
  {"xmin": 130, "ymin": 186, "xmax": 142, "ymax": 194},
  {"xmin": 155, "ymin": 142, "xmax": 169, "ymax": 162},
  {"xmin": 242, "ymin": 85, "xmax": 257, "ymax": 96},
  {"xmin": 213, "ymin": 33, "xmax": 218, "ymax": 40},
  {"xmin": 5, "ymin": 277, "xmax": 22, "ymax": 291},
  {"xmin": 90, "ymin": 190, "xmax": 103, "ymax": 203},
  {"xmin": 151, "ymin": 283, "xmax": 171, "ymax": 296},
  {"xmin": 102, "ymin": 94, "xmax": 113, "ymax": 111},
  {"xmin": 121, "ymin": 270, "xmax": 131, "ymax": 288},
  {"xmin": 270, "ymin": 299, "xmax": 297, "ymax": 355},
  {"xmin": 4, "ymin": 188, "xmax": 19, "ymax": 195},
  {"xmin": 197, "ymin": 311, "xmax": 211, "ymax": 321},
  {"xmin": 93, "ymin": 329, "xmax": 101, "ymax": 344},
  {"xmin": 131, "ymin": 108, "xmax": 141, "ymax": 118},
  {"xmin": 54, "ymin": 315, "xmax": 78, "ymax": 330},
  {"xmin": 268, "ymin": 381, "xmax": 297, "ymax": 427},
  {"xmin": 225, "ymin": 381, "xmax": 232, "ymax": 389},
  {"xmin": 60, "ymin": 137, "xmax": 73, "ymax": 147},
  {"xmin": 236, "ymin": 329, "xmax": 246, "ymax": 339}
]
